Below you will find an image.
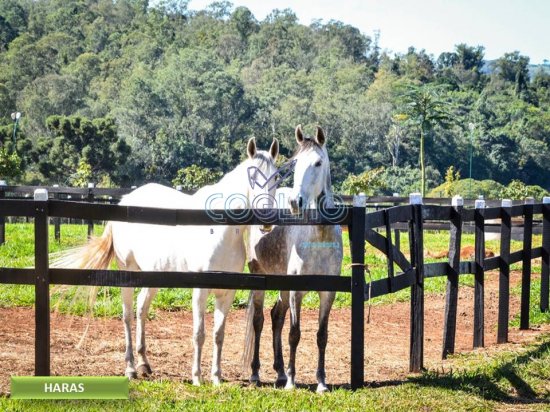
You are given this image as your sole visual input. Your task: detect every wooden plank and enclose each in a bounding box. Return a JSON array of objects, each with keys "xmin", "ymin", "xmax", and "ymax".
[
  {"xmin": 459, "ymin": 261, "xmax": 474, "ymax": 274},
  {"xmin": 509, "ymin": 250, "xmax": 524, "ymax": 264},
  {"xmin": 350, "ymin": 196, "xmax": 366, "ymax": 390},
  {"xmin": 460, "ymin": 209, "xmax": 475, "ymax": 222},
  {"xmin": 473, "ymin": 201, "xmax": 485, "ymax": 348},
  {"xmin": 365, "ymin": 209, "xmax": 385, "ymax": 229},
  {"xmin": 498, "ymin": 200, "xmax": 512, "ymax": 343},
  {"xmin": 542, "ymin": 202, "xmax": 550, "ymax": 312},
  {"xmin": 49, "ymin": 269, "xmax": 351, "ymax": 292},
  {"xmin": 0, "ymin": 268, "xmax": 35, "ymax": 284},
  {"xmin": 520, "ymin": 202, "xmax": 533, "ymax": 330},
  {"xmin": 0, "ymin": 200, "xmax": 37, "ymax": 217},
  {"xmin": 365, "ymin": 229, "xmax": 411, "ymax": 271},
  {"xmin": 483, "ymin": 207, "xmax": 502, "ymax": 220},
  {"xmin": 510, "ymin": 205, "xmax": 525, "ymax": 217},
  {"xmin": 384, "ymin": 210, "xmax": 395, "ymax": 283},
  {"xmin": 0, "ymin": 185, "xmax": 5, "ymax": 244},
  {"xmin": 386, "ymin": 205, "xmax": 413, "ymax": 224},
  {"xmin": 34, "ymin": 196, "xmax": 50, "ymax": 376},
  {"xmin": 48, "ymin": 201, "xmax": 352, "ymax": 226},
  {"xmin": 483, "ymin": 256, "xmax": 500, "ymax": 271},
  {"xmin": 409, "ymin": 196, "xmax": 424, "ymax": 373},
  {"xmin": 422, "ymin": 205, "xmax": 452, "ymax": 221},
  {"xmin": 442, "ymin": 199, "xmax": 462, "ymax": 359},
  {"xmin": 365, "ymin": 269, "xmax": 415, "ymax": 300},
  {"xmin": 424, "ymin": 262, "xmax": 450, "ymax": 278},
  {"xmin": 87, "ymin": 186, "xmax": 94, "ymax": 238}
]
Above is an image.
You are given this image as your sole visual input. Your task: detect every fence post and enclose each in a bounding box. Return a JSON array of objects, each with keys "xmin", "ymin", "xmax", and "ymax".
[
  {"xmin": 474, "ymin": 198, "xmax": 485, "ymax": 348},
  {"xmin": 497, "ymin": 199, "xmax": 512, "ymax": 343},
  {"xmin": 87, "ymin": 182, "xmax": 95, "ymax": 238},
  {"xmin": 52, "ymin": 184, "xmax": 60, "ymax": 242},
  {"xmin": 176, "ymin": 185, "xmax": 183, "ymax": 192},
  {"xmin": 350, "ymin": 193, "xmax": 366, "ymax": 389},
  {"xmin": 34, "ymin": 188, "xmax": 50, "ymax": 376},
  {"xmin": 442, "ymin": 195, "xmax": 463, "ymax": 359},
  {"xmin": 393, "ymin": 193, "xmax": 400, "ymax": 251},
  {"xmin": 520, "ymin": 197, "xmax": 534, "ymax": 330},
  {"xmin": 409, "ymin": 192, "xmax": 424, "ymax": 372},
  {"xmin": 0, "ymin": 180, "xmax": 6, "ymax": 245},
  {"xmin": 541, "ymin": 197, "xmax": 550, "ymax": 313}
]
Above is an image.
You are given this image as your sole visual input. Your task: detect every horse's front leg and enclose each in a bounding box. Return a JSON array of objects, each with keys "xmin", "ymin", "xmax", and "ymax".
[
  {"xmin": 192, "ymin": 288, "xmax": 208, "ymax": 385},
  {"xmin": 285, "ymin": 290, "xmax": 304, "ymax": 390},
  {"xmin": 121, "ymin": 287, "xmax": 136, "ymax": 379},
  {"xmin": 136, "ymin": 287, "xmax": 159, "ymax": 377},
  {"xmin": 250, "ymin": 290, "xmax": 265, "ymax": 384},
  {"xmin": 316, "ymin": 291, "xmax": 335, "ymax": 393},
  {"xmin": 211, "ymin": 289, "xmax": 236, "ymax": 385},
  {"xmin": 271, "ymin": 290, "xmax": 289, "ymax": 387}
]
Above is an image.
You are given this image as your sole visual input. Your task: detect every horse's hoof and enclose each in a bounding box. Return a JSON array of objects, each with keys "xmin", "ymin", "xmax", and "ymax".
[
  {"xmin": 316, "ymin": 383, "xmax": 329, "ymax": 393},
  {"xmin": 137, "ymin": 364, "xmax": 153, "ymax": 378},
  {"xmin": 275, "ymin": 376, "xmax": 287, "ymax": 388},
  {"xmin": 125, "ymin": 371, "xmax": 137, "ymax": 380},
  {"xmin": 192, "ymin": 377, "xmax": 203, "ymax": 386},
  {"xmin": 249, "ymin": 375, "xmax": 260, "ymax": 386},
  {"xmin": 284, "ymin": 380, "xmax": 296, "ymax": 390}
]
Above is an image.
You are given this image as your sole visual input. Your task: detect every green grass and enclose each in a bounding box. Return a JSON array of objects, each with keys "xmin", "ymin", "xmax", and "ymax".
[
  {"xmin": 1, "ymin": 334, "xmax": 549, "ymax": 411},
  {"xmin": 0, "ymin": 224, "xmax": 546, "ymax": 322}
]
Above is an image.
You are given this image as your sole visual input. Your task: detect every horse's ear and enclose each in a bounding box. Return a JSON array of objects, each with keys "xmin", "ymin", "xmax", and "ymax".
[
  {"xmin": 270, "ymin": 138, "xmax": 279, "ymax": 160},
  {"xmin": 247, "ymin": 137, "xmax": 257, "ymax": 158},
  {"xmin": 315, "ymin": 126, "xmax": 326, "ymax": 146},
  {"xmin": 295, "ymin": 124, "xmax": 304, "ymax": 144}
]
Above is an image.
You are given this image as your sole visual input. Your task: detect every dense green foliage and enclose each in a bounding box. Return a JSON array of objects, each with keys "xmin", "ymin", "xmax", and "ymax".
[{"xmin": 0, "ymin": 1, "xmax": 549, "ymax": 193}]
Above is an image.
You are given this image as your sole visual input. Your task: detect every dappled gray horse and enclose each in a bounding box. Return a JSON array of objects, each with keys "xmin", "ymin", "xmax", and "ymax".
[{"xmin": 244, "ymin": 125, "xmax": 343, "ymax": 392}]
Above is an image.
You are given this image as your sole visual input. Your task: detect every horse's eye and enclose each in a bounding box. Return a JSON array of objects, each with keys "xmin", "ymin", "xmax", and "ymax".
[{"xmin": 314, "ymin": 160, "xmax": 322, "ymax": 167}]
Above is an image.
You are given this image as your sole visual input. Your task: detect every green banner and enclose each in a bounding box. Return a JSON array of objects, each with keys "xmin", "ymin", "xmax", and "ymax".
[{"xmin": 11, "ymin": 376, "xmax": 128, "ymax": 399}]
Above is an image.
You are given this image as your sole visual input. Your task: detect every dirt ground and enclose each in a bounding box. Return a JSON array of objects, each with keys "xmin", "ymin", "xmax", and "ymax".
[{"xmin": 1, "ymin": 271, "xmax": 549, "ymax": 394}]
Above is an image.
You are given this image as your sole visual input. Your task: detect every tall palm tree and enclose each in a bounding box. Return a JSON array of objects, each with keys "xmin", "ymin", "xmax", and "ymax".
[{"xmin": 398, "ymin": 83, "xmax": 452, "ymax": 196}]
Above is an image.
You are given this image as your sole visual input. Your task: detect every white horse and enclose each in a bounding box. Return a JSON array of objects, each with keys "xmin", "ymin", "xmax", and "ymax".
[
  {"xmin": 57, "ymin": 137, "xmax": 279, "ymax": 385},
  {"xmin": 244, "ymin": 125, "xmax": 343, "ymax": 393}
]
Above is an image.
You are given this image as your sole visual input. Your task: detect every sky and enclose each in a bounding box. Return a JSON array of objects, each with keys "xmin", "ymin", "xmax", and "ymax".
[{"xmin": 187, "ymin": 0, "xmax": 549, "ymax": 64}]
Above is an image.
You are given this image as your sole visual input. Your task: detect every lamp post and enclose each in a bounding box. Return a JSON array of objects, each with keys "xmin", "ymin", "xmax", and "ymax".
[
  {"xmin": 468, "ymin": 122, "xmax": 475, "ymax": 199},
  {"xmin": 10, "ymin": 111, "xmax": 21, "ymax": 151}
]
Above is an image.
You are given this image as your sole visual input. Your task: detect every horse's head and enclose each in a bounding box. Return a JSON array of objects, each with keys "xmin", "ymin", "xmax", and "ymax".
[
  {"xmin": 289, "ymin": 125, "xmax": 331, "ymax": 215},
  {"xmin": 245, "ymin": 137, "xmax": 279, "ymax": 232}
]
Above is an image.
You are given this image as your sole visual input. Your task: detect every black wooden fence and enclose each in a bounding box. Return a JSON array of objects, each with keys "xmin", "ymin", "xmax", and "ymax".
[{"xmin": 0, "ymin": 189, "xmax": 549, "ymax": 390}]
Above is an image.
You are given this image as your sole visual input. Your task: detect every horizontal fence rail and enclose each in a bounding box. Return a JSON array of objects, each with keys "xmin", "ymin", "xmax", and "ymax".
[{"xmin": 0, "ymin": 189, "xmax": 548, "ymax": 390}]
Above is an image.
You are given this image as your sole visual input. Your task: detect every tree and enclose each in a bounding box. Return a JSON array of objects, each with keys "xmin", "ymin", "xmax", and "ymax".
[
  {"xmin": 397, "ymin": 83, "xmax": 452, "ymax": 196},
  {"xmin": 37, "ymin": 116, "xmax": 130, "ymax": 185},
  {"xmin": 494, "ymin": 51, "xmax": 530, "ymax": 97}
]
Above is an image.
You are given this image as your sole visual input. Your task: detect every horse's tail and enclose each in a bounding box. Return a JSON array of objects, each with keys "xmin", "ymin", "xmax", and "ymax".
[
  {"xmin": 241, "ymin": 290, "xmax": 255, "ymax": 376},
  {"xmin": 51, "ymin": 223, "xmax": 116, "ymax": 347},
  {"xmin": 52, "ymin": 222, "xmax": 115, "ymax": 270}
]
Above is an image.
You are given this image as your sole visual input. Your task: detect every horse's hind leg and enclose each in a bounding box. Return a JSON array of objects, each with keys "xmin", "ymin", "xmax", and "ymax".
[
  {"xmin": 285, "ymin": 290, "xmax": 304, "ymax": 390},
  {"xmin": 271, "ymin": 290, "xmax": 289, "ymax": 387},
  {"xmin": 316, "ymin": 291, "xmax": 335, "ymax": 393},
  {"xmin": 211, "ymin": 289, "xmax": 236, "ymax": 385},
  {"xmin": 136, "ymin": 287, "xmax": 158, "ymax": 377},
  {"xmin": 250, "ymin": 290, "xmax": 265, "ymax": 384},
  {"xmin": 192, "ymin": 288, "xmax": 208, "ymax": 386},
  {"xmin": 121, "ymin": 287, "xmax": 137, "ymax": 379}
]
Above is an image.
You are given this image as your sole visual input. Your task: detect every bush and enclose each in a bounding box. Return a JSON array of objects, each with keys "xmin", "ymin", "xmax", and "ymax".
[
  {"xmin": 428, "ymin": 178, "xmax": 505, "ymax": 199},
  {"xmin": 172, "ymin": 165, "xmax": 223, "ymax": 191}
]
